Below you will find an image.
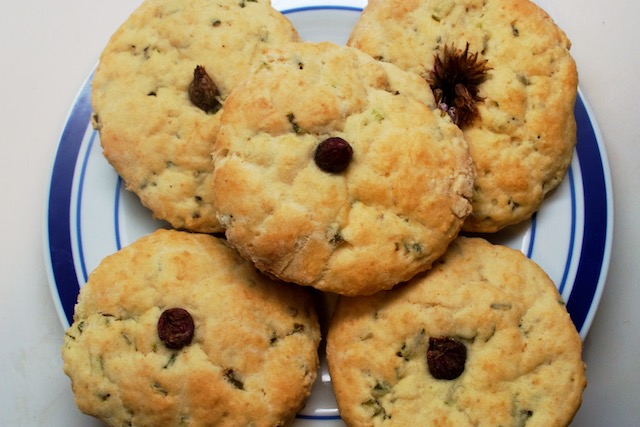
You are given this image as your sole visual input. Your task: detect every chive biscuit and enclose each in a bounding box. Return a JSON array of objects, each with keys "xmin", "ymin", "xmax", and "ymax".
[
  {"xmin": 62, "ymin": 229, "xmax": 320, "ymax": 427},
  {"xmin": 348, "ymin": 0, "xmax": 578, "ymax": 232},
  {"xmin": 212, "ymin": 41, "xmax": 475, "ymax": 296},
  {"xmin": 91, "ymin": 0, "xmax": 300, "ymax": 233},
  {"xmin": 327, "ymin": 237, "xmax": 586, "ymax": 427}
]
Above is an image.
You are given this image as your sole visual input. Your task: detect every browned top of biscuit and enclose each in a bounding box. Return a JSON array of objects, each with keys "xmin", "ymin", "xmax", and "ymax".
[
  {"xmin": 212, "ymin": 41, "xmax": 475, "ymax": 296},
  {"xmin": 92, "ymin": 0, "xmax": 300, "ymax": 232},
  {"xmin": 349, "ymin": 0, "xmax": 578, "ymax": 232},
  {"xmin": 327, "ymin": 237, "xmax": 586, "ymax": 426},
  {"xmin": 62, "ymin": 229, "xmax": 320, "ymax": 427}
]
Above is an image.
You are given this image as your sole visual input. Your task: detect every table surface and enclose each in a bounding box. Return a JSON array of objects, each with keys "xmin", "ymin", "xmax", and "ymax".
[{"xmin": 1, "ymin": 0, "xmax": 639, "ymax": 425}]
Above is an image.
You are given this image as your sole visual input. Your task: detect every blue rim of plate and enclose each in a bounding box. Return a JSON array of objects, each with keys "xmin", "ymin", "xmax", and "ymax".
[{"xmin": 45, "ymin": 2, "xmax": 612, "ymax": 383}]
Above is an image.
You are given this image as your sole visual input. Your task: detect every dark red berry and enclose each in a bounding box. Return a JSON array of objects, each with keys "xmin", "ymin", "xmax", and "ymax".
[
  {"xmin": 158, "ymin": 308, "xmax": 195, "ymax": 349},
  {"xmin": 427, "ymin": 336, "xmax": 467, "ymax": 380},
  {"xmin": 314, "ymin": 137, "xmax": 353, "ymax": 173}
]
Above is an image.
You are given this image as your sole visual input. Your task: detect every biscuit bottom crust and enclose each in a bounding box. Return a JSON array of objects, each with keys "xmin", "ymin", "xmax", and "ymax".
[{"xmin": 327, "ymin": 237, "xmax": 586, "ymax": 427}]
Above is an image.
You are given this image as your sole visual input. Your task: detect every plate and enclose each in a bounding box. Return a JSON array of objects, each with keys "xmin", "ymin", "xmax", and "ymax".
[{"xmin": 44, "ymin": 2, "xmax": 613, "ymax": 425}]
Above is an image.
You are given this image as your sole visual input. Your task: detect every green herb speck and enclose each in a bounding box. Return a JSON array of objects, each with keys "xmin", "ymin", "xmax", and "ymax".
[
  {"xmin": 152, "ymin": 381, "xmax": 169, "ymax": 396},
  {"xmin": 224, "ymin": 369, "xmax": 245, "ymax": 390},
  {"xmin": 163, "ymin": 353, "xmax": 178, "ymax": 369},
  {"xmin": 287, "ymin": 113, "xmax": 302, "ymax": 134}
]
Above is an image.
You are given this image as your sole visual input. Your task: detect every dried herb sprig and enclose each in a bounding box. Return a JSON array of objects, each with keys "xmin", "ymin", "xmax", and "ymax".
[{"xmin": 428, "ymin": 43, "xmax": 491, "ymax": 128}]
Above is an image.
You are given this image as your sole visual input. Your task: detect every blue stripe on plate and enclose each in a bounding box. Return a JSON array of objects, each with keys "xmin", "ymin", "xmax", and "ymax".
[
  {"xmin": 567, "ymin": 96, "xmax": 610, "ymax": 333},
  {"xmin": 75, "ymin": 130, "xmax": 99, "ymax": 283},
  {"xmin": 282, "ymin": 5, "xmax": 362, "ymax": 14},
  {"xmin": 47, "ymin": 74, "xmax": 93, "ymax": 327},
  {"xmin": 526, "ymin": 213, "xmax": 537, "ymax": 258},
  {"xmin": 558, "ymin": 166, "xmax": 578, "ymax": 295},
  {"xmin": 296, "ymin": 414, "xmax": 342, "ymax": 421},
  {"xmin": 114, "ymin": 176, "xmax": 124, "ymax": 251}
]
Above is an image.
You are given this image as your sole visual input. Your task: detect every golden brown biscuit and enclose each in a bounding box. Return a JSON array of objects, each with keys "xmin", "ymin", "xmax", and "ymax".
[
  {"xmin": 348, "ymin": 0, "xmax": 578, "ymax": 232},
  {"xmin": 92, "ymin": 0, "xmax": 300, "ymax": 232},
  {"xmin": 327, "ymin": 237, "xmax": 586, "ymax": 426},
  {"xmin": 212, "ymin": 41, "xmax": 475, "ymax": 296},
  {"xmin": 62, "ymin": 229, "xmax": 320, "ymax": 427}
]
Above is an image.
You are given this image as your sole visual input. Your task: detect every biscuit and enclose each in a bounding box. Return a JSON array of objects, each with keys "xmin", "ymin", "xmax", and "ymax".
[
  {"xmin": 327, "ymin": 237, "xmax": 586, "ymax": 426},
  {"xmin": 91, "ymin": 0, "xmax": 300, "ymax": 233},
  {"xmin": 212, "ymin": 41, "xmax": 475, "ymax": 296},
  {"xmin": 62, "ymin": 229, "xmax": 320, "ymax": 427},
  {"xmin": 348, "ymin": 0, "xmax": 578, "ymax": 232}
]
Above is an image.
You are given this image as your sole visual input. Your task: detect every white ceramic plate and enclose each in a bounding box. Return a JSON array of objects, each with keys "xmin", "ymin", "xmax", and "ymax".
[{"xmin": 44, "ymin": 2, "xmax": 613, "ymax": 425}]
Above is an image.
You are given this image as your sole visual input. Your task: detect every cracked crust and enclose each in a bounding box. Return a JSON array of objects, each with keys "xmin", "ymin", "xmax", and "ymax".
[
  {"xmin": 327, "ymin": 237, "xmax": 586, "ymax": 427},
  {"xmin": 212, "ymin": 41, "xmax": 475, "ymax": 296},
  {"xmin": 348, "ymin": 0, "xmax": 578, "ymax": 232},
  {"xmin": 62, "ymin": 229, "xmax": 320, "ymax": 427},
  {"xmin": 91, "ymin": 0, "xmax": 300, "ymax": 232}
]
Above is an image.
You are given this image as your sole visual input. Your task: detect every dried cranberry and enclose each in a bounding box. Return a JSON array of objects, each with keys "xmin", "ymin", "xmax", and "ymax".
[
  {"xmin": 427, "ymin": 336, "xmax": 467, "ymax": 380},
  {"xmin": 314, "ymin": 137, "xmax": 353, "ymax": 173},
  {"xmin": 158, "ymin": 308, "xmax": 195, "ymax": 349}
]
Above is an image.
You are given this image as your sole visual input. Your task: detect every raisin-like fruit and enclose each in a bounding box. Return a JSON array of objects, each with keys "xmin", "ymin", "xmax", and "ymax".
[
  {"xmin": 158, "ymin": 308, "xmax": 195, "ymax": 349},
  {"xmin": 428, "ymin": 43, "xmax": 490, "ymax": 128},
  {"xmin": 189, "ymin": 65, "xmax": 220, "ymax": 112},
  {"xmin": 427, "ymin": 336, "xmax": 467, "ymax": 380},
  {"xmin": 314, "ymin": 137, "xmax": 353, "ymax": 173}
]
